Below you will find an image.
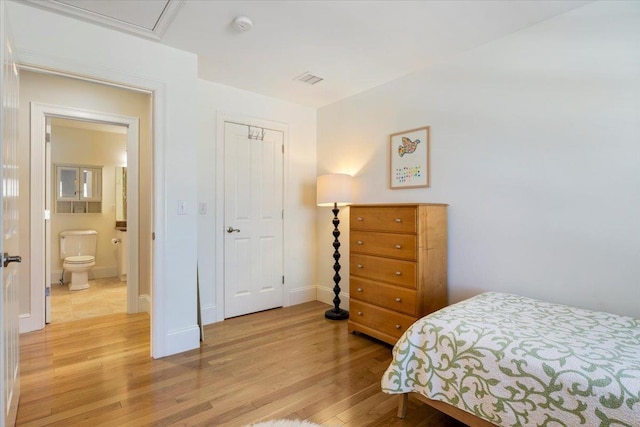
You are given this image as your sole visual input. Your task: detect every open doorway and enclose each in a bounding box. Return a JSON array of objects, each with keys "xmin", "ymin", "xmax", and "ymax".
[
  {"xmin": 18, "ymin": 69, "xmax": 153, "ymax": 333},
  {"xmin": 48, "ymin": 117, "xmax": 130, "ymax": 323}
]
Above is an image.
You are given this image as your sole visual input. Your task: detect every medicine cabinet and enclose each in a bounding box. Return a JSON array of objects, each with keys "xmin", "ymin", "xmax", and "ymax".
[{"xmin": 55, "ymin": 165, "xmax": 102, "ymax": 213}]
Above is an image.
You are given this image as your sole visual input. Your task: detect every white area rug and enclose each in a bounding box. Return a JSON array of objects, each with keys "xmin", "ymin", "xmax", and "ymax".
[{"xmin": 246, "ymin": 420, "xmax": 324, "ymax": 427}]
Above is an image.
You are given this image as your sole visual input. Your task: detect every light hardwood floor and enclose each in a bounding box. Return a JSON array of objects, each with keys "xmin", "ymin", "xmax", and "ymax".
[{"xmin": 17, "ymin": 301, "xmax": 465, "ymax": 426}]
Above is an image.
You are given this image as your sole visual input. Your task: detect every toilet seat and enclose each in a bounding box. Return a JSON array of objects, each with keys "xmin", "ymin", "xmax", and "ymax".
[{"xmin": 64, "ymin": 255, "xmax": 95, "ymax": 265}]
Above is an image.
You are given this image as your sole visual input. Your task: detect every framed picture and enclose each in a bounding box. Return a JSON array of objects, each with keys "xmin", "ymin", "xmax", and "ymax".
[{"xmin": 389, "ymin": 126, "xmax": 430, "ymax": 189}]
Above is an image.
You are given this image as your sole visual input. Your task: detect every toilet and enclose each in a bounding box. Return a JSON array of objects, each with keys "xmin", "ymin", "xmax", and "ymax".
[{"xmin": 60, "ymin": 230, "xmax": 98, "ymax": 291}]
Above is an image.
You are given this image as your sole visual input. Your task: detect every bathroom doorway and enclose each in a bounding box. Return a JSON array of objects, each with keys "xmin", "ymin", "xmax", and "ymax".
[
  {"xmin": 37, "ymin": 109, "xmax": 138, "ymax": 327},
  {"xmin": 48, "ymin": 118, "xmax": 130, "ymax": 323},
  {"xmin": 19, "ymin": 69, "xmax": 153, "ymax": 332}
]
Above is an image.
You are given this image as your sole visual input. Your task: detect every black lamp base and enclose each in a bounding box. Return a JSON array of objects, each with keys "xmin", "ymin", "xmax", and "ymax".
[
  {"xmin": 325, "ymin": 308, "xmax": 349, "ymax": 320},
  {"xmin": 325, "ymin": 202, "xmax": 348, "ymax": 321}
]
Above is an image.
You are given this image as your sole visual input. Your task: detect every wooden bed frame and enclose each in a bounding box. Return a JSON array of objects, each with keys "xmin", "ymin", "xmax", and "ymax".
[{"xmin": 398, "ymin": 393, "xmax": 498, "ymax": 427}]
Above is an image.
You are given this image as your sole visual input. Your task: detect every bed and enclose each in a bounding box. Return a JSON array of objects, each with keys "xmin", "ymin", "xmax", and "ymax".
[{"xmin": 381, "ymin": 292, "xmax": 640, "ymax": 426}]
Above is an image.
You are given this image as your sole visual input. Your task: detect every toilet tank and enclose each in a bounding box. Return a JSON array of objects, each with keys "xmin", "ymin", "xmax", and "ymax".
[{"xmin": 60, "ymin": 230, "xmax": 98, "ymax": 259}]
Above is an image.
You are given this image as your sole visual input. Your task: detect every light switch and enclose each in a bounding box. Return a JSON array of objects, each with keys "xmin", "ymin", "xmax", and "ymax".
[
  {"xmin": 178, "ymin": 200, "xmax": 187, "ymax": 215},
  {"xmin": 199, "ymin": 202, "xmax": 207, "ymax": 215}
]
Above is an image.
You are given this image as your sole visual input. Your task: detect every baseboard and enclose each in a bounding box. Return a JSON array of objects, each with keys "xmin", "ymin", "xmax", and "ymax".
[
  {"xmin": 165, "ymin": 325, "xmax": 201, "ymax": 355},
  {"xmin": 138, "ymin": 294, "xmax": 151, "ymax": 314},
  {"xmin": 201, "ymin": 286, "xmax": 330, "ymax": 326},
  {"xmin": 316, "ymin": 284, "xmax": 350, "ymax": 311},
  {"xmin": 51, "ymin": 266, "xmax": 117, "ymax": 284},
  {"xmin": 19, "ymin": 312, "xmax": 38, "ymax": 334},
  {"xmin": 201, "ymin": 303, "xmax": 217, "ymax": 325},
  {"xmin": 289, "ymin": 285, "xmax": 317, "ymax": 306}
]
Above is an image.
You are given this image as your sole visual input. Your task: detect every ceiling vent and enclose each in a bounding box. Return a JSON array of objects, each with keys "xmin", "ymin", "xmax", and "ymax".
[{"xmin": 294, "ymin": 72, "xmax": 323, "ymax": 85}]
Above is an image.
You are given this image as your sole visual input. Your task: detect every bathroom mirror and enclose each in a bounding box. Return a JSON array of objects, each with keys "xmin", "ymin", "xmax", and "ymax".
[
  {"xmin": 56, "ymin": 165, "xmax": 102, "ymax": 201},
  {"xmin": 116, "ymin": 166, "xmax": 127, "ymax": 221},
  {"xmin": 57, "ymin": 166, "xmax": 78, "ymax": 200},
  {"xmin": 80, "ymin": 167, "xmax": 102, "ymax": 201}
]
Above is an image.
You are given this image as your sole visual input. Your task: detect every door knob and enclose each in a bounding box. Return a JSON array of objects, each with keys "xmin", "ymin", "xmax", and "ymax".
[
  {"xmin": 2, "ymin": 253, "xmax": 22, "ymax": 268},
  {"xmin": 226, "ymin": 226, "xmax": 240, "ymax": 233}
]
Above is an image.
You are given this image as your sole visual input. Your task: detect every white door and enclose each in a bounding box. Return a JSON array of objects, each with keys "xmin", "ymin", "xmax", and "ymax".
[
  {"xmin": 1, "ymin": 4, "xmax": 21, "ymax": 424},
  {"xmin": 224, "ymin": 122, "xmax": 283, "ymax": 318}
]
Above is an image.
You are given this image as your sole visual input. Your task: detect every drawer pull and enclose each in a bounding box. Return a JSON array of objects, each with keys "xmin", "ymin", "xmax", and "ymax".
[
  {"xmin": 357, "ymin": 264, "xmax": 363, "ymax": 269},
  {"xmin": 395, "ymin": 324, "xmax": 402, "ymax": 329},
  {"xmin": 395, "ymin": 244, "xmax": 402, "ymax": 249},
  {"xmin": 395, "ymin": 218, "xmax": 402, "ymax": 223},
  {"xmin": 395, "ymin": 297, "xmax": 402, "ymax": 302},
  {"xmin": 357, "ymin": 217, "xmax": 363, "ymax": 222},
  {"xmin": 395, "ymin": 271, "xmax": 402, "ymax": 276},
  {"xmin": 357, "ymin": 240, "xmax": 363, "ymax": 245},
  {"xmin": 357, "ymin": 288, "xmax": 363, "ymax": 293},
  {"xmin": 357, "ymin": 311, "xmax": 363, "ymax": 316}
]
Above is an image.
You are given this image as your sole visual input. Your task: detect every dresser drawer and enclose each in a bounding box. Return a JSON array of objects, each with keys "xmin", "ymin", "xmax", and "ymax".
[
  {"xmin": 350, "ymin": 206, "xmax": 417, "ymax": 233},
  {"xmin": 350, "ymin": 254, "xmax": 416, "ymax": 288},
  {"xmin": 350, "ymin": 231, "xmax": 416, "ymax": 261},
  {"xmin": 350, "ymin": 277, "xmax": 417, "ymax": 316},
  {"xmin": 350, "ymin": 300, "xmax": 417, "ymax": 340}
]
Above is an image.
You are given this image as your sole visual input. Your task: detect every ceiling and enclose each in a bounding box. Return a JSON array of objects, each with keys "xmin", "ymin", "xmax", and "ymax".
[
  {"xmin": 23, "ymin": 0, "xmax": 590, "ymax": 108},
  {"xmin": 51, "ymin": 117, "xmax": 127, "ymax": 134}
]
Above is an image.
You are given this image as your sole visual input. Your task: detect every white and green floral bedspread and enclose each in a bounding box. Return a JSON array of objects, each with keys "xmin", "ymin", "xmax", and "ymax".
[{"xmin": 381, "ymin": 292, "xmax": 640, "ymax": 426}]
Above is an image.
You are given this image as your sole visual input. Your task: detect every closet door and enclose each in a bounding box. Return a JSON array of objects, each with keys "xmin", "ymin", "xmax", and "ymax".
[{"xmin": 223, "ymin": 122, "xmax": 284, "ymax": 318}]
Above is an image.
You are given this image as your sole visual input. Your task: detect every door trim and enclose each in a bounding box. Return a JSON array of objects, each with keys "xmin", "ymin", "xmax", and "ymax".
[
  {"xmin": 23, "ymin": 102, "xmax": 140, "ymax": 332},
  {"xmin": 15, "ymin": 58, "xmax": 166, "ymax": 357},
  {"xmin": 215, "ymin": 113, "xmax": 289, "ymax": 322}
]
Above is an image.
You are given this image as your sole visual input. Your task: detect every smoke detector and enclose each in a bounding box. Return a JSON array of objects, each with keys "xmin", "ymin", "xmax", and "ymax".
[{"xmin": 232, "ymin": 16, "xmax": 253, "ymax": 32}]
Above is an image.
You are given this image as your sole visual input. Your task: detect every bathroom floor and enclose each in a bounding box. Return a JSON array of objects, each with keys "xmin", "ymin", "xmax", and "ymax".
[{"xmin": 50, "ymin": 276, "xmax": 127, "ymax": 323}]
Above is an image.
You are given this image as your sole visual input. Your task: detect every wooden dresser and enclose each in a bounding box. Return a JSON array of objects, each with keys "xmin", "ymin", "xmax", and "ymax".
[{"xmin": 347, "ymin": 204, "xmax": 448, "ymax": 345}]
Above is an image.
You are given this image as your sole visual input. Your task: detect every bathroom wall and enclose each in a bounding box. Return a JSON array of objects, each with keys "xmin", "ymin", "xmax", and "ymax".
[
  {"xmin": 50, "ymin": 123, "xmax": 126, "ymax": 282},
  {"xmin": 18, "ymin": 70, "xmax": 152, "ymax": 315}
]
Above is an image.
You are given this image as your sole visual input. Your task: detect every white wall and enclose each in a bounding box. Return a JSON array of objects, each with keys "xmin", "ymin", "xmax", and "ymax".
[
  {"xmin": 197, "ymin": 80, "xmax": 317, "ymax": 324},
  {"xmin": 317, "ymin": 1, "xmax": 640, "ymax": 318},
  {"xmin": 8, "ymin": 1, "xmax": 199, "ymax": 357}
]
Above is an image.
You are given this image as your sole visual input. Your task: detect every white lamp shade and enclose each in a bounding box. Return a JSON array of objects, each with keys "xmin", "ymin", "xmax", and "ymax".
[{"xmin": 316, "ymin": 173, "xmax": 353, "ymax": 206}]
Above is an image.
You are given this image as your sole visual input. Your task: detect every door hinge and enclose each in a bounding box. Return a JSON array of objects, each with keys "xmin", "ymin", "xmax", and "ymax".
[
  {"xmin": 282, "ymin": 209, "xmax": 284, "ymax": 219},
  {"xmin": 282, "ymin": 275, "xmax": 284, "ymax": 285},
  {"xmin": 152, "ymin": 232, "xmax": 156, "ymax": 240},
  {"xmin": 281, "ymin": 144, "xmax": 284, "ymax": 154},
  {"xmin": 44, "ymin": 209, "xmax": 50, "ymax": 220}
]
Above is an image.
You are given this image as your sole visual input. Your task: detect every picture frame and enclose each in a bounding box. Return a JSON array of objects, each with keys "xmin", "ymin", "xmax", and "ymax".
[{"xmin": 389, "ymin": 126, "xmax": 430, "ymax": 189}]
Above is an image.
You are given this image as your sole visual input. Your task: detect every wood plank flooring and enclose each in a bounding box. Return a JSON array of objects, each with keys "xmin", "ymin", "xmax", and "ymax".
[{"xmin": 17, "ymin": 301, "xmax": 465, "ymax": 426}]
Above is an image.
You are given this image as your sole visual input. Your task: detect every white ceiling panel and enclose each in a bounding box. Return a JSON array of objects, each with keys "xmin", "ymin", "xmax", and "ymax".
[
  {"xmin": 25, "ymin": 0, "xmax": 181, "ymax": 38},
  {"xmin": 55, "ymin": 0, "xmax": 170, "ymax": 29}
]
